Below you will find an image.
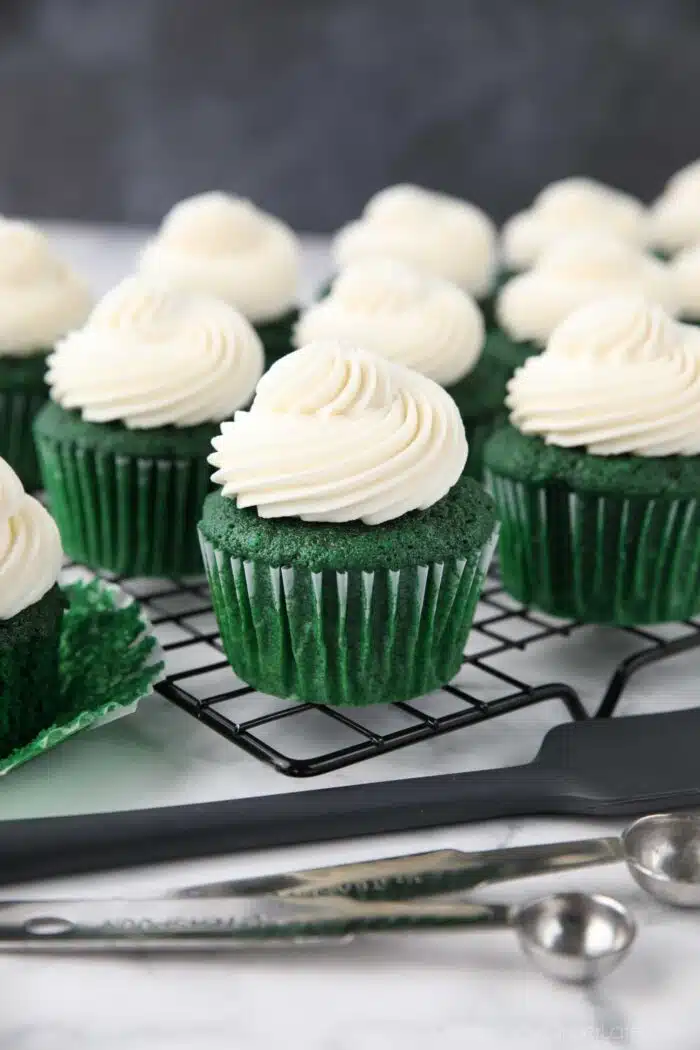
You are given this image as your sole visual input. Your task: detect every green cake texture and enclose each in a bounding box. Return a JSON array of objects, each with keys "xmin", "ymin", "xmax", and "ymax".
[
  {"xmin": 34, "ymin": 401, "xmax": 217, "ymax": 577},
  {"xmin": 484, "ymin": 425, "xmax": 700, "ymax": 625},
  {"xmin": 255, "ymin": 308, "xmax": 299, "ymax": 369},
  {"xmin": 199, "ymin": 474, "xmax": 499, "ymax": 706},
  {"xmin": 0, "ymin": 352, "xmax": 50, "ymax": 491}
]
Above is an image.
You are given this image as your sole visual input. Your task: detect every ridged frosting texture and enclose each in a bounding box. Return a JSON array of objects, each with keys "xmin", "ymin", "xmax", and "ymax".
[
  {"xmin": 0, "ymin": 219, "xmax": 91, "ymax": 355},
  {"xmin": 0, "ymin": 457, "xmax": 62, "ymax": 619},
  {"xmin": 502, "ymin": 178, "xmax": 648, "ymax": 270},
  {"xmin": 209, "ymin": 341, "xmax": 468, "ymax": 524},
  {"xmin": 649, "ymin": 161, "xmax": 700, "ymax": 255},
  {"xmin": 333, "ymin": 185, "xmax": 497, "ymax": 298},
  {"xmin": 294, "ymin": 260, "xmax": 484, "ymax": 387},
  {"xmin": 496, "ymin": 233, "xmax": 678, "ymax": 347},
  {"xmin": 47, "ymin": 275, "xmax": 264, "ymax": 429},
  {"xmin": 506, "ymin": 296, "xmax": 700, "ymax": 456},
  {"xmin": 140, "ymin": 192, "xmax": 301, "ymax": 323}
]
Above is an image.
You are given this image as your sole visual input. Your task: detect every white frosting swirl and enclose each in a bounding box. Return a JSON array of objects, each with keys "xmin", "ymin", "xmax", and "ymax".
[
  {"xmin": 0, "ymin": 457, "xmax": 62, "ymax": 620},
  {"xmin": 209, "ymin": 341, "xmax": 468, "ymax": 524},
  {"xmin": 333, "ymin": 185, "xmax": 497, "ymax": 298},
  {"xmin": 506, "ymin": 296, "xmax": 700, "ymax": 456},
  {"xmin": 502, "ymin": 178, "xmax": 648, "ymax": 270},
  {"xmin": 649, "ymin": 161, "xmax": 700, "ymax": 254},
  {"xmin": 671, "ymin": 243, "xmax": 700, "ymax": 320},
  {"xmin": 140, "ymin": 192, "xmax": 301, "ymax": 323},
  {"xmin": 47, "ymin": 275, "xmax": 264, "ymax": 429},
  {"xmin": 294, "ymin": 260, "xmax": 484, "ymax": 387},
  {"xmin": 496, "ymin": 233, "xmax": 678, "ymax": 347},
  {"xmin": 0, "ymin": 219, "xmax": 91, "ymax": 355}
]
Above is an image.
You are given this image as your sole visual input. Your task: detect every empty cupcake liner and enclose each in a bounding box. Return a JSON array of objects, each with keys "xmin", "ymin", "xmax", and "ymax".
[
  {"xmin": 199, "ymin": 527, "xmax": 498, "ymax": 706},
  {"xmin": 0, "ymin": 386, "xmax": 48, "ymax": 491}
]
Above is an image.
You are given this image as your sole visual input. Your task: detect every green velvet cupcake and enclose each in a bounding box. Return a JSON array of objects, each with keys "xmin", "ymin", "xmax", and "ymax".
[
  {"xmin": 0, "ymin": 220, "xmax": 91, "ymax": 490},
  {"xmin": 484, "ymin": 297, "xmax": 700, "ymax": 625},
  {"xmin": 139, "ymin": 191, "xmax": 302, "ymax": 369},
  {"xmin": 200, "ymin": 342, "xmax": 499, "ymax": 707},
  {"xmin": 0, "ymin": 456, "xmax": 65, "ymax": 755},
  {"xmin": 296, "ymin": 260, "xmax": 509, "ymax": 479},
  {"xmin": 35, "ymin": 275, "xmax": 264, "ymax": 578}
]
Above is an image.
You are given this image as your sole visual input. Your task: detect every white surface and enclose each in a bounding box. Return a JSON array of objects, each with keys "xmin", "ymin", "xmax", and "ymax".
[{"xmin": 1, "ymin": 224, "xmax": 699, "ymax": 1050}]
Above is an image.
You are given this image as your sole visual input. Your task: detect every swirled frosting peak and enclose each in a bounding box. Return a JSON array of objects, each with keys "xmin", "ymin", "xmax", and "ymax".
[
  {"xmin": 496, "ymin": 232, "xmax": 678, "ymax": 346},
  {"xmin": 209, "ymin": 341, "xmax": 468, "ymax": 524},
  {"xmin": 294, "ymin": 260, "xmax": 484, "ymax": 386},
  {"xmin": 506, "ymin": 296, "xmax": 700, "ymax": 456},
  {"xmin": 649, "ymin": 161, "xmax": 700, "ymax": 255},
  {"xmin": 333, "ymin": 185, "xmax": 497, "ymax": 298},
  {"xmin": 140, "ymin": 192, "xmax": 301, "ymax": 323},
  {"xmin": 47, "ymin": 275, "xmax": 264, "ymax": 429},
  {"xmin": 0, "ymin": 457, "xmax": 62, "ymax": 620},
  {"xmin": 502, "ymin": 178, "xmax": 648, "ymax": 271},
  {"xmin": 0, "ymin": 219, "xmax": 91, "ymax": 355}
]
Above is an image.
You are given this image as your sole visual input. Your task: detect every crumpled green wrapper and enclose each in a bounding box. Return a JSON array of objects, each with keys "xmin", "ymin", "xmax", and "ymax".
[{"xmin": 0, "ymin": 578, "xmax": 164, "ymax": 776}]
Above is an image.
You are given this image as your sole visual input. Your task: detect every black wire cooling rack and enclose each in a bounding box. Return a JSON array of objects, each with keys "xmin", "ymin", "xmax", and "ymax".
[{"xmin": 72, "ymin": 561, "xmax": 700, "ymax": 779}]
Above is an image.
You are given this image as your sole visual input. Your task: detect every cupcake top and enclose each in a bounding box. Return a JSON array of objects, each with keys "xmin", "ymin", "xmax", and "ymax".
[
  {"xmin": 333, "ymin": 185, "xmax": 497, "ymax": 299},
  {"xmin": 0, "ymin": 456, "xmax": 62, "ymax": 620},
  {"xmin": 47, "ymin": 275, "xmax": 264, "ymax": 429},
  {"xmin": 649, "ymin": 160, "xmax": 700, "ymax": 255},
  {"xmin": 294, "ymin": 260, "xmax": 484, "ymax": 387},
  {"xmin": 0, "ymin": 219, "xmax": 91, "ymax": 356},
  {"xmin": 670, "ymin": 243, "xmax": 700, "ymax": 320},
  {"xmin": 506, "ymin": 295, "xmax": 700, "ymax": 456},
  {"xmin": 496, "ymin": 233, "xmax": 677, "ymax": 347},
  {"xmin": 209, "ymin": 341, "xmax": 468, "ymax": 524},
  {"xmin": 501, "ymin": 178, "xmax": 648, "ymax": 271},
  {"xmin": 139, "ymin": 192, "xmax": 301, "ymax": 324}
]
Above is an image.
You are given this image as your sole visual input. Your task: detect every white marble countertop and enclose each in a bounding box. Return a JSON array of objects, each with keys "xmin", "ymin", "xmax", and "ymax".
[{"xmin": 1, "ymin": 225, "xmax": 698, "ymax": 1050}]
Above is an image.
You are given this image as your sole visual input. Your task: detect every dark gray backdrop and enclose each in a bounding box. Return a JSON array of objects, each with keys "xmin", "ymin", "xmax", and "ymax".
[{"xmin": 1, "ymin": 0, "xmax": 698, "ymax": 230}]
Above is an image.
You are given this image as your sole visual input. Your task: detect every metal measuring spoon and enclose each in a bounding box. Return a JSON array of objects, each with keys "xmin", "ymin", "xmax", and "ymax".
[{"xmin": 622, "ymin": 812, "xmax": 700, "ymax": 907}]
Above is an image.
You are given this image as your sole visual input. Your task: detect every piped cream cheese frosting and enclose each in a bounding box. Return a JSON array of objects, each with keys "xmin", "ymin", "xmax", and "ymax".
[
  {"xmin": 501, "ymin": 178, "xmax": 648, "ymax": 271},
  {"xmin": 649, "ymin": 161, "xmax": 700, "ymax": 255},
  {"xmin": 506, "ymin": 296, "xmax": 700, "ymax": 456},
  {"xmin": 209, "ymin": 341, "xmax": 468, "ymax": 524},
  {"xmin": 333, "ymin": 185, "xmax": 497, "ymax": 299},
  {"xmin": 671, "ymin": 244, "xmax": 700, "ymax": 320},
  {"xmin": 294, "ymin": 260, "xmax": 484, "ymax": 387},
  {"xmin": 0, "ymin": 457, "xmax": 62, "ymax": 620},
  {"xmin": 47, "ymin": 275, "xmax": 264, "ymax": 429},
  {"xmin": 139, "ymin": 192, "xmax": 301, "ymax": 324},
  {"xmin": 0, "ymin": 219, "xmax": 91, "ymax": 355},
  {"xmin": 496, "ymin": 233, "xmax": 678, "ymax": 347}
]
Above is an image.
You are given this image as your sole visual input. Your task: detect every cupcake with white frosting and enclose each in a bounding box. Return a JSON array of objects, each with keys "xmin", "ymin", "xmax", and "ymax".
[
  {"xmin": 649, "ymin": 161, "xmax": 700, "ymax": 257},
  {"xmin": 0, "ymin": 455, "xmax": 65, "ymax": 754},
  {"xmin": 199, "ymin": 341, "xmax": 499, "ymax": 706},
  {"xmin": 34, "ymin": 274, "xmax": 264, "ymax": 577},
  {"xmin": 295, "ymin": 259, "xmax": 507, "ymax": 477},
  {"xmin": 484, "ymin": 295, "xmax": 700, "ymax": 624},
  {"xmin": 140, "ymin": 192, "xmax": 301, "ymax": 366},
  {"xmin": 488, "ymin": 232, "xmax": 678, "ymax": 369},
  {"xmin": 670, "ymin": 243, "xmax": 700, "ymax": 322},
  {"xmin": 0, "ymin": 220, "xmax": 91, "ymax": 489}
]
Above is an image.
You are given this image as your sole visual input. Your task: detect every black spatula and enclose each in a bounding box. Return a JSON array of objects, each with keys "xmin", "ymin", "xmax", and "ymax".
[{"xmin": 1, "ymin": 706, "xmax": 699, "ymax": 887}]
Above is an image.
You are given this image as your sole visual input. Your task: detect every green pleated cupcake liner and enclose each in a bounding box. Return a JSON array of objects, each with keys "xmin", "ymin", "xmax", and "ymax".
[
  {"xmin": 0, "ymin": 386, "xmax": 48, "ymax": 491},
  {"xmin": 0, "ymin": 578, "xmax": 164, "ymax": 775},
  {"xmin": 36, "ymin": 435, "xmax": 212, "ymax": 577},
  {"xmin": 199, "ymin": 527, "xmax": 499, "ymax": 707},
  {"xmin": 484, "ymin": 470, "xmax": 700, "ymax": 625}
]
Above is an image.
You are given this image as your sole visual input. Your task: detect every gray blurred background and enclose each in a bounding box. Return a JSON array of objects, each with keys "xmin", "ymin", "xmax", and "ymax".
[{"xmin": 1, "ymin": 0, "xmax": 698, "ymax": 231}]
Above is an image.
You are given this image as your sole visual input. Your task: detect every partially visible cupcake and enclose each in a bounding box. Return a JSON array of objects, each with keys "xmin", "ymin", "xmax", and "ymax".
[
  {"xmin": 0, "ymin": 455, "xmax": 64, "ymax": 755},
  {"xmin": 199, "ymin": 342, "xmax": 499, "ymax": 707},
  {"xmin": 295, "ymin": 259, "xmax": 508, "ymax": 478},
  {"xmin": 35, "ymin": 275, "xmax": 263, "ymax": 577},
  {"xmin": 140, "ymin": 192, "xmax": 301, "ymax": 366},
  {"xmin": 648, "ymin": 160, "xmax": 700, "ymax": 257},
  {"xmin": 484, "ymin": 296, "xmax": 700, "ymax": 625},
  {"xmin": 671, "ymin": 244, "xmax": 700, "ymax": 323},
  {"xmin": 0, "ymin": 220, "xmax": 91, "ymax": 489},
  {"xmin": 487, "ymin": 233, "xmax": 678, "ymax": 369},
  {"xmin": 501, "ymin": 177, "xmax": 648, "ymax": 274}
]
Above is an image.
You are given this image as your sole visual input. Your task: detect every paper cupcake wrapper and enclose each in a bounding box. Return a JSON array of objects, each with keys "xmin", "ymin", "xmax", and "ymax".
[
  {"xmin": 485, "ymin": 470, "xmax": 700, "ymax": 624},
  {"xmin": 0, "ymin": 578, "xmax": 164, "ymax": 776},
  {"xmin": 199, "ymin": 528, "xmax": 498, "ymax": 707},
  {"xmin": 0, "ymin": 386, "xmax": 47, "ymax": 491},
  {"xmin": 36, "ymin": 435, "xmax": 211, "ymax": 577}
]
